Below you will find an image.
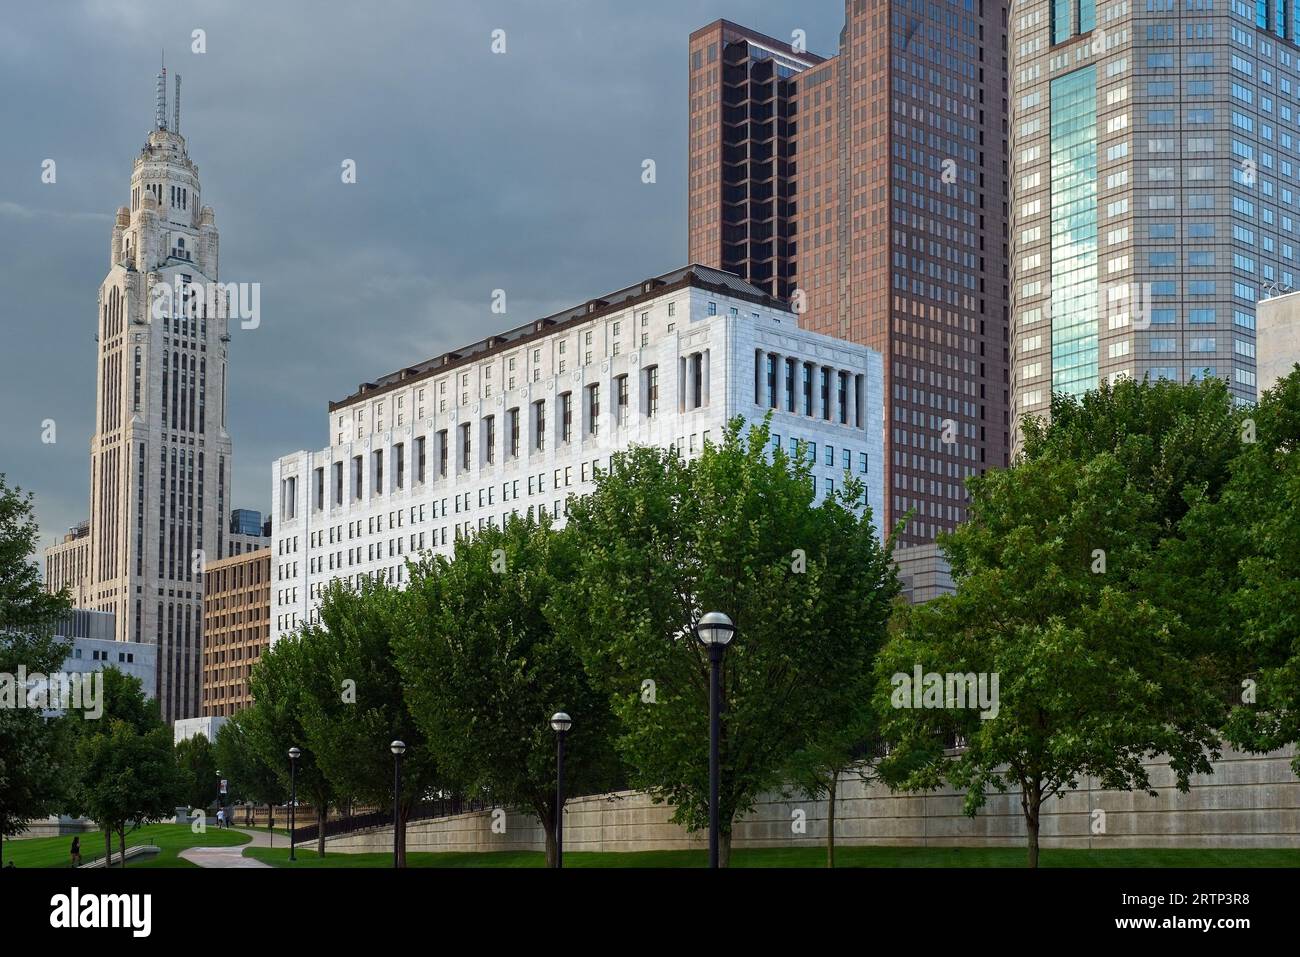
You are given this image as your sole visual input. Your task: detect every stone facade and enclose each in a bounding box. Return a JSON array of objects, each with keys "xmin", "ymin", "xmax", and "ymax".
[
  {"xmin": 1257, "ymin": 287, "xmax": 1300, "ymax": 393},
  {"xmin": 893, "ymin": 543, "xmax": 956, "ymax": 604},
  {"xmin": 270, "ymin": 265, "xmax": 885, "ymax": 640},
  {"xmin": 316, "ymin": 746, "xmax": 1300, "ymax": 855}
]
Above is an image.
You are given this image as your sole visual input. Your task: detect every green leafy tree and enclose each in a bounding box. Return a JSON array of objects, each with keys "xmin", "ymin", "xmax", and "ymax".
[
  {"xmin": 1027, "ymin": 377, "xmax": 1251, "ymax": 677},
  {"xmin": 296, "ymin": 577, "xmax": 445, "ymax": 866},
  {"xmin": 246, "ymin": 632, "xmax": 339, "ymax": 856},
  {"xmin": 397, "ymin": 515, "xmax": 621, "ymax": 867},
  {"xmin": 0, "ymin": 476, "xmax": 73, "ymax": 866},
  {"xmin": 876, "ymin": 450, "xmax": 1223, "ymax": 867},
  {"xmin": 1186, "ymin": 368, "xmax": 1300, "ymax": 771},
  {"xmin": 66, "ymin": 668, "xmax": 181, "ymax": 867},
  {"xmin": 554, "ymin": 416, "xmax": 897, "ymax": 866},
  {"xmin": 174, "ymin": 732, "xmax": 219, "ymax": 813},
  {"xmin": 782, "ymin": 683, "xmax": 882, "ymax": 868},
  {"xmin": 1020, "ymin": 376, "xmax": 1244, "ymax": 531},
  {"xmin": 214, "ymin": 710, "xmax": 285, "ymax": 828}
]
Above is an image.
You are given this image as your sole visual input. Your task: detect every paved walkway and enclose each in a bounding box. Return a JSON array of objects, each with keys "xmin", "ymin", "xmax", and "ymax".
[{"xmin": 178, "ymin": 827, "xmax": 276, "ymax": 869}]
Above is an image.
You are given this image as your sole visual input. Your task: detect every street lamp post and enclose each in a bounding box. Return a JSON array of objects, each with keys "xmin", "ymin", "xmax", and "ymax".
[
  {"xmin": 549, "ymin": 712, "xmax": 572, "ymax": 869},
  {"xmin": 288, "ymin": 747, "xmax": 301, "ymax": 862},
  {"xmin": 694, "ymin": 611, "xmax": 736, "ymax": 869},
  {"xmin": 390, "ymin": 740, "xmax": 407, "ymax": 869}
]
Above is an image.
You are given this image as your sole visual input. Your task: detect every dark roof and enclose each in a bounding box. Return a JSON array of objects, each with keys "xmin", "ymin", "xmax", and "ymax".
[
  {"xmin": 328, "ymin": 265, "xmax": 784, "ymax": 413},
  {"xmin": 689, "ymin": 19, "xmax": 827, "ymax": 66}
]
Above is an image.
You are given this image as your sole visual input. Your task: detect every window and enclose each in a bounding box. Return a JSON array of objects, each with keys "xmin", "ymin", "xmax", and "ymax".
[
  {"xmin": 560, "ymin": 392, "xmax": 573, "ymax": 444},
  {"xmin": 587, "ymin": 383, "xmax": 600, "ymax": 437},
  {"xmin": 644, "ymin": 366, "xmax": 659, "ymax": 418},
  {"xmin": 616, "ymin": 374, "xmax": 629, "ymax": 425}
]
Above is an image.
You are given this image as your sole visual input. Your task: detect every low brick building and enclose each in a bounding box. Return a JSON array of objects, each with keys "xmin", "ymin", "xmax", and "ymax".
[{"xmin": 202, "ymin": 548, "xmax": 271, "ymax": 717}]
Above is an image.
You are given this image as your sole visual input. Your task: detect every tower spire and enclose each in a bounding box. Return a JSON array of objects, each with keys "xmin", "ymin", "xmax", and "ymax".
[{"xmin": 155, "ymin": 52, "xmax": 168, "ymax": 131}]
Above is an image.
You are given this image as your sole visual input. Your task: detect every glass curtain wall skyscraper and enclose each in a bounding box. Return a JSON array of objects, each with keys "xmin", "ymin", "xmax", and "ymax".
[{"xmin": 1011, "ymin": 0, "xmax": 1298, "ymax": 447}]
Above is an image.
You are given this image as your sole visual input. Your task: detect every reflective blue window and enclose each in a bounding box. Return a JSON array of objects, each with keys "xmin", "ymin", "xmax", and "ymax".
[
  {"xmin": 1079, "ymin": 0, "xmax": 1095, "ymax": 34},
  {"xmin": 1049, "ymin": 66, "xmax": 1099, "ymax": 399}
]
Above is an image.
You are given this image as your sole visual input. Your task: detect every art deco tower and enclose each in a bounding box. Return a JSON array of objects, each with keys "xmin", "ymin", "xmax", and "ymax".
[{"xmin": 47, "ymin": 67, "xmax": 234, "ymax": 723}]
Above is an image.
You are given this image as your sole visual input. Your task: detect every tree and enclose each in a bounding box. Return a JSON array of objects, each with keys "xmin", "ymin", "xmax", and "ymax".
[
  {"xmin": 214, "ymin": 711, "xmax": 285, "ymax": 828},
  {"xmin": 66, "ymin": 668, "xmax": 181, "ymax": 867},
  {"xmin": 554, "ymin": 416, "xmax": 897, "ymax": 866},
  {"xmin": 397, "ymin": 514, "xmax": 622, "ymax": 867},
  {"xmin": 1182, "ymin": 368, "xmax": 1300, "ymax": 772},
  {"xmin": 1024, "ymin": 376, "xmax": 1251, "ymax": 678},
  {"xmin": 174, "ymin": 733, "xmax": 219, "ymax": 813},
  {"xmin": 875, "ymin": 450, "xmax": 1223, "ymax": 867},
  {"xmin": 0, "ymin": 475, "xmax": 73, "ymax": 866},
  {"xmin": 1020, "ymin": 376, "xmax": 1244, "ymax": 532},
  {"xmin": 246, "ymin": 633, "xmax": 339, "ymax": 856},
  {"xmin": 782, "ymin": 681, "xmax": 882, "ymax": 868},
  {"xmin": 296, "ymin": 577, "xmax": 445, "ymax": 867}
]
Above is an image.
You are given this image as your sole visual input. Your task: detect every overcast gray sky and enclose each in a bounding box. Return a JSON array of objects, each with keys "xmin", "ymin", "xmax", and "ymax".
[{"xmin": 0, "ymin": 0, "xmax": 841, "ymax": 551}]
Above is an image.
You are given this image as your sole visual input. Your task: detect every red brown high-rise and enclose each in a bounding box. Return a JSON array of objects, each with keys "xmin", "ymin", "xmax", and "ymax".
[{"xmin": 688, "ymin": 3, "xmax": 1010, "ymax": 544}]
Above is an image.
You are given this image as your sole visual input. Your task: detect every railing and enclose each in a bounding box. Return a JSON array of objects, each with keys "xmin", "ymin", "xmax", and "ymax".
[{"xmin": 292, "ymin": 797, "xmax": 490, "ymax": 844}]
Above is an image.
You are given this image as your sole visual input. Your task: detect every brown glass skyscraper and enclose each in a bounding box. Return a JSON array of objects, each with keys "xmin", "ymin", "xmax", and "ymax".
[{"xmin": 689, "ymin": 3, "xmax": 1010, "ymax": 544}]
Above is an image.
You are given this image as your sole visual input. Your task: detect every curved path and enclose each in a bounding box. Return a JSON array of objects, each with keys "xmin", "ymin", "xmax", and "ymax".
[{"xmin": 178, "ymin": 827, "xmax": 276, "ymax": 868}]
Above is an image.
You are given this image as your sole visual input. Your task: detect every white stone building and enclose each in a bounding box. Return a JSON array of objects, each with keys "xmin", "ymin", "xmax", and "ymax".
[
  {"xmin": 41, "ymin": 69, "xmax": 264, "ymax": 722},
  {"xmin": 270, "ymin": 265, "xmax": 884, "ymax": 640},
  {"xmin": 1257, "ymin": 288, "xmax": 1300, "ymax": 395}
]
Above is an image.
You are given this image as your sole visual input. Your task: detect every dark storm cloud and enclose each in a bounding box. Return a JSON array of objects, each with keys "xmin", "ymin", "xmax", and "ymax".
[{"xmin": 0, "ymin": 0, "xmax": 842, "ymax": 550}]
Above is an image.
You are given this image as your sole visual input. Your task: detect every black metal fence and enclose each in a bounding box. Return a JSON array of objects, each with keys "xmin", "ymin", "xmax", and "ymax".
[{"xmin": 292, "ymin": 796, "xmax": 491, "ymax": 844}]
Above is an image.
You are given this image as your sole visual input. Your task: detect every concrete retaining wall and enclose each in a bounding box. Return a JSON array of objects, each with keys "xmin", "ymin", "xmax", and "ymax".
[{"xmin": 319, "ymin": 745, "xmax": 1300, "ymax": 854}]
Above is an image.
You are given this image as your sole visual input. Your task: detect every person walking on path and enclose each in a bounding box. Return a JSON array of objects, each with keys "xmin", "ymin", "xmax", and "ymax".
[
  {"xmin": 69, "ymin": 836, "xmax": 82, "ymax": 868},
  {"xmin": 217, "ymin": 808, "xmax": 225, "ymax": 829}
]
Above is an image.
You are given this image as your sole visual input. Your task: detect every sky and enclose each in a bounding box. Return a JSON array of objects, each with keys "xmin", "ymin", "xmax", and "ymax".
[{"xmin": 0, "ymin": 0, "xmax": 844, "ymax": 551}]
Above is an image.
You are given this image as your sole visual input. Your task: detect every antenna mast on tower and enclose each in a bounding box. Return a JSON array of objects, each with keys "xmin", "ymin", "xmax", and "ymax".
[
  {"xmin": 173, "ymin": 73, "xmax": 181, "ymax": 134},
  {"xmin": 155, "ymin": 52, "xmax": 168, "ymax": 130}
]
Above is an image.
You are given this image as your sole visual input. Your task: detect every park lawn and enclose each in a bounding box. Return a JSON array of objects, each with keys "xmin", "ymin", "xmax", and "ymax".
[
  {"xmin": 245, "ymin": 844, "xmax": 1300, "ymax": 869},
  {"xmin": 2, "ymin": 823, "xmax": 251, "ymax": 869}
]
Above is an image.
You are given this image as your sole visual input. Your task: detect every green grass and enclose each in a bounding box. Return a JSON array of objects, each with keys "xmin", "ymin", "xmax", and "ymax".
[
  {"xmin": 2, "ymin": 823, "xmax": 251, "ymax": 869},
  {"xmin": 245, "ymin": 844, "xmax": 1300, "ymax": 869}
]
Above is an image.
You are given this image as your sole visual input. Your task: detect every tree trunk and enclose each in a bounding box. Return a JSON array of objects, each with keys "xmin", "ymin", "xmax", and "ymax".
[
  {"xmin": 316, "ymin": 807, "xmax": 327, "ymax": 858},
  {"xmin": 1022, "ymin": 783, "xmax": 1042, "ymax": 869},
  {"xmin": 117, "ymin": 826, "xmax": 127, "ymax": 868},
  {"xmin": 826, "ymin": 771, "xmax": 838, "ymax": 869},
  {"xmin": 541, "ymin": 815, "xmax": 558, "ymax": 868},
  {"xmin": 105, "ymin": 830, "xmax": 112, "ymax": 869},
  {"xmin": 718, "ymin": 829, "xmax": 732, "ymax": 868}
]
